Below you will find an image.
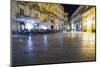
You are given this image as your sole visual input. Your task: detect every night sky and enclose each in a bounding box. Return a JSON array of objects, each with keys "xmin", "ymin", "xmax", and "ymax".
[{"xmin": 61, "ymin": 4, "xmax": 79, "ymax": 17}]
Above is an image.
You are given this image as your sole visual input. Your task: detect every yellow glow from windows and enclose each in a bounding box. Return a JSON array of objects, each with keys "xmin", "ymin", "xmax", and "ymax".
[
  {"xmin": 86, "ymin": 20, "xmax": 91, "ymax": 27},
  {"xmin": 82, "ymin": 7, "xmax": 96, "ymax": 32}
]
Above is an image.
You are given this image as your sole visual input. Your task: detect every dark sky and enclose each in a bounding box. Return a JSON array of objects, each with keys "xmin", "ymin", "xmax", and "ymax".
[{"xmin": 61, "ymin": 4, "xmax": 79, "ymax": 17}]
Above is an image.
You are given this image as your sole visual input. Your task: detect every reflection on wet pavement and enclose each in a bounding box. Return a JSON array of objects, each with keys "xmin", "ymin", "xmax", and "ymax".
[{"xmin": 12, "ymin": 32, "xmax": 96, "ymax": 66}]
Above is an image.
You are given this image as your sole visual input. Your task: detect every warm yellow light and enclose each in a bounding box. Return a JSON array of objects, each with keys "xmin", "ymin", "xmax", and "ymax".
[
  {"xmin": 81, "ymin": 32, "xmax": 95, "ymax": 58},
  {"xmin": 82, "ymin": 7, "xmax": 96, "ymax": 32},
  {"xmin": 86, "ymin": 20, "xmax": 91, "ymax": 27}
]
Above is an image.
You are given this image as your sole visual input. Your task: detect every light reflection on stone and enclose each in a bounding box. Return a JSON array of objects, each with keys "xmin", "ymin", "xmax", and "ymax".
[
  {"xmin": 71, "ymin": 33, "xmax": 76, "ymax": 38},
  {"xmin": 43, "ymin": 35, "xmax": 48, "ymax": 47},
  {"xmin": 27, "ymin": 36, "xmax": 34, "ymax": 51},
  {"xmin": 59, "ymin": 33, "xmax": 63, "ymax": 47},
  {"xmin": 82, "ymin": 32, "xmax": 95, "ymax": 41},
  {"xmin": 12, "ymin": 32, "xmax": 96, "ymax": 65},
  {"xmin": 80, "ymin": 32, "xmax": 95, "ymax": 60}
]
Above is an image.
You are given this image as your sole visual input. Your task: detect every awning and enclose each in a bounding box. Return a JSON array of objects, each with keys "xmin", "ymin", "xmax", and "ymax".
[
  {"xmin": 15, "ymin": 16, "xmax": 53, "ymax": 26},
  {"xmin": 16, "ymin": 17, "xmax": 42, "ymax": 24}
]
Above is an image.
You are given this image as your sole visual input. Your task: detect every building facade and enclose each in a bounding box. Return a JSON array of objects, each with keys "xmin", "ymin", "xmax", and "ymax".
[
  {"xmin": 64, "ymin": 12, "xmax": 69, "ymax": 31},
  {"xmin": 81, "ymin": 7, "xmax": 96, "ymax": 32},
  {"xmin": 11, "ymin": 1, "xmax": 65, "ymax": 33},
  {"xmin": 71, "ymin": 5, "xmax": 96, "ymax": 32}
]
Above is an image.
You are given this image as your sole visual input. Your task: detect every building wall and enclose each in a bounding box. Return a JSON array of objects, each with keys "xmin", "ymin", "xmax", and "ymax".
[
  {"xmin": 82, "ymin": 7, "xmax": 96, "ymax": 32},
  {"xmin": 71, "ymin": 6, "xmax": 96, "ymax": 32},
  {"xmin": 14, "ymin": 2, "xmax": 64, "ymax": 24},
  {"xmin": 11, "ymin": 1, "xmax": 65, "ymax": 32},
  {"xmin": 64, "ymin": 12, "xmax": 69, "ymax": 31},
  {"xmin": 36, "ymin": 3, "xmax": 64, "ymax": 24}
]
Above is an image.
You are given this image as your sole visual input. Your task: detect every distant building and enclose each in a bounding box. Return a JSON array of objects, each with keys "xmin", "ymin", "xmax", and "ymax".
[
  {"xmin": 71, "ymin": 5, "xmax": 96, "ymax": 32},
  {"xmin": 64, "ymin": 12, "xmax": 69, "ymax": 31}
]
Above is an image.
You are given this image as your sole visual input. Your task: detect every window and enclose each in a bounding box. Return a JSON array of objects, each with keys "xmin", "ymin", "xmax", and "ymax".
[{"xmin": 20, "ymin": 8, "xmax": 24, "ymax": 16}]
